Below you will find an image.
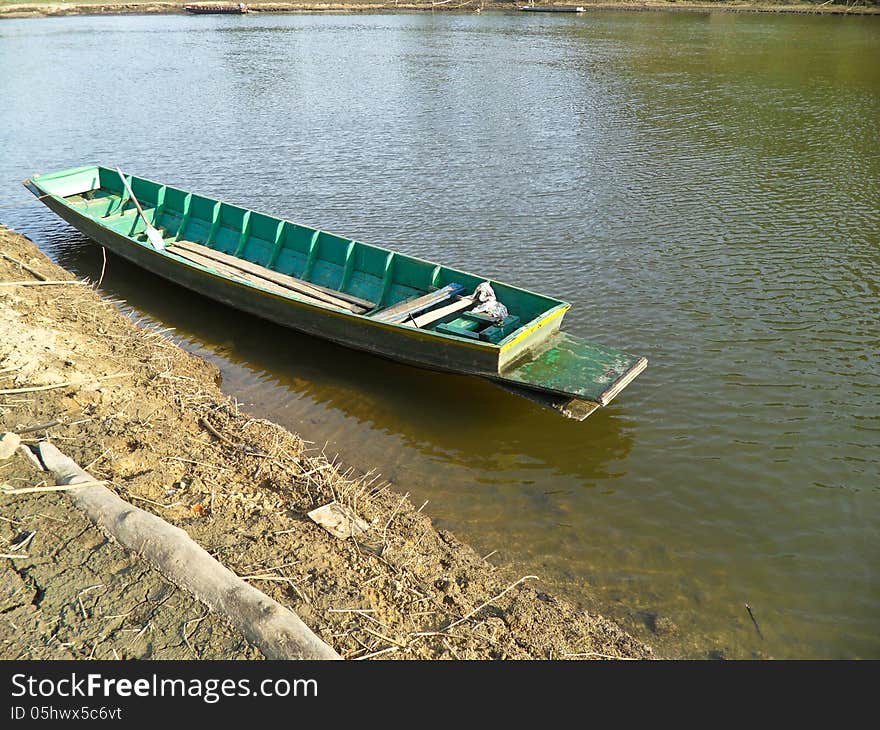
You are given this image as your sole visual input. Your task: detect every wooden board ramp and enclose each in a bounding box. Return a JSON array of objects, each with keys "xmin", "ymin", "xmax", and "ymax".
[{"xmin": 497, "ymin": 333, "xmax": 648, "ymax": 406}]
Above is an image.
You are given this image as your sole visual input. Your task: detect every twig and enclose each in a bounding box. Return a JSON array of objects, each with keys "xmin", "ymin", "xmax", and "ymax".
[
  {"xmin": 352, "ymin": 645, "xmax": 398, "ymax": 661},
  {"xmin": 127, "ymin": 622, "xmax": 152, "ymax": 647},
  {"xmin": 198, "ymin": 416, "xmax": 268, "ymax": 457},
  {"xmin": 9, "ymin": 530, "xmax": 35, "ymax": 551},
  {"xmin": 0, "ymin": 553, "xmax": 29, "ymax": 559},
  {"xmin": 76, "ymin": 584, "xmax": 103, "ymax": 620},
  {"xmin": 442, "ymin": 638, "xmax": 460, "ymax": 660},
  {"xmin": 361, "ymin": 625, "xmax": 406, "ymax": 647},
  {"xmin": 328, "ymin": 608, "xmax": 376, "ymax": 614},
  {"xmin": 444, "ymin": 575, "xmax": 538, "ymax": 631},
  {"xmin": 0, "ymin": 280, "xmax": 86, "ymax": 287},
  {"xmin": 163, "ymin": 456, "xmax": 228, "ymax": 472},
  {"xmin": 183, "ymin": 610, "xmax": 210, "ymax": 659},
  {"xmin": 16, "ymin": 419, "xmax": 62, "ymax": 435},
  {"xmin": 382, "ymin": 492, "xmax": 410, "ymax": 544},
  {"xmin": 562, "ymin": 652, "xmax": 636, "ymax": 660},
  {"xmin": 127, "ymin": 494, "xmax": 182, "ymax": 510},
  {"xmin": 745, "ymin": 603, "xmax": 764, "ymax": 640},
  {"xmin": 101, "ymin": 610, "xmax": 135, "ymax": 620},
  {"xmin": 0, "ymin": 372, "xmax": 130, "ymax": 395},
  {"xmin": 82, "ymin": 447, "xmax": 112, "ymax": 471},
  {"xmin": 0, "ymin": 252, "xmax": 48, "ymax": 281},
  {"xmin": 297, "ymin": 463, "xmax": 332, "ymax": 478},
  {"xmin": 1, "ymin": 481, "xmax": 104, "ymax": 495}
]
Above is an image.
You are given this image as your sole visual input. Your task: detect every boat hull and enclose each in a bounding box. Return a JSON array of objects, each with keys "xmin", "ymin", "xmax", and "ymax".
[
  {"xmin": 26, "ymin": 183, "xmax": 502, "ymax": 377},
  {"xmin": 23, "ymin": 165, "xmax": 647, "ymax": 418}
]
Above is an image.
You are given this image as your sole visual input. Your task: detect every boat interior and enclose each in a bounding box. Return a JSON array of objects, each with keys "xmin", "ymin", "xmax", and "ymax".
[{"xmin": 43, "ymin": 166, "xmax": 565, "ymax": 348}]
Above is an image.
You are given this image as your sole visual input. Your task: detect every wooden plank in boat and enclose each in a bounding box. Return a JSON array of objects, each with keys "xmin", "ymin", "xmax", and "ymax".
[
  {"xmin": 168, "ymin": 246, "xmax": 346, "ymax": 311},
  {"xmin": 170, "ymin": 239, "xmax": 370, "ymax": 311},
  {"xmin": 372, "ymin": 283, "xmax": 465, "ymax": 323},
  {"xmin": 168, "ymin": 240, "xmax": 372, "ymax": 313},
  {"xmin": 402, "ymin": 296, "xmax": 476, "ymax": 329}
]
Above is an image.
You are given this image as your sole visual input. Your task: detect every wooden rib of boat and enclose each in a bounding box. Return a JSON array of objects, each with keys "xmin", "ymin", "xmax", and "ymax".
[
  {"xmin": 184, "ymin": 3, "xmax": 248, "ymax": 14},
  {"xmin": 24, "ymin": 165, "xmax": 646, "ymax": 420}
]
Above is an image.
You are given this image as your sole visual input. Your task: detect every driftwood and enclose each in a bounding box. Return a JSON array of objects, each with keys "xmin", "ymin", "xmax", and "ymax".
[{"xmin": 35, "ymin": 442, "xmax": 340, "ymax": 660}]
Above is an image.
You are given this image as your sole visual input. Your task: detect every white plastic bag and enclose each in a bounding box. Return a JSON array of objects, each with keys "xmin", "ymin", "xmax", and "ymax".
[{"xmin": 472, "ymin": 282, "xmax": 508, "ymax": 322}]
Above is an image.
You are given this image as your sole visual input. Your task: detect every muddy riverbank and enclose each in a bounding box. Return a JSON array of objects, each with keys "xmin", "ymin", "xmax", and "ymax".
[
  {"xmin": 0, "ymin": 225, "xmax": 652, "ymax": 660},
  {"xmin": 1, "ymin": 1, "xmax": 877, "ymax": 19}
]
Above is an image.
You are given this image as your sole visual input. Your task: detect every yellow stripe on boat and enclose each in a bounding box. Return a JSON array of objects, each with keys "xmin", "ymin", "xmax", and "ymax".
[{"xmin": 500, "ymin": 305, "xmax": 569, "ymax": 355}]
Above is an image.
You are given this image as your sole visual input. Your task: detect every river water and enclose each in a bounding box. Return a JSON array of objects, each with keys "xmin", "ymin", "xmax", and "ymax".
[{"xmin": 1, "ymin": 10, "xmax": 878, "ymax": 658}]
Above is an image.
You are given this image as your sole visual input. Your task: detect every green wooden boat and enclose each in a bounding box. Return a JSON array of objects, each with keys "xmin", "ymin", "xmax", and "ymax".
[{"xmin": 24, "ymin": 165, "xmax": 646, "ymax": 419}]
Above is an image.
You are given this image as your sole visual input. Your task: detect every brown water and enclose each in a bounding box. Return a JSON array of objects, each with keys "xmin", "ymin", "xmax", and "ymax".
[{"xmin": 1, "ymin": 11, "xmax": 878, "ymax": 658}]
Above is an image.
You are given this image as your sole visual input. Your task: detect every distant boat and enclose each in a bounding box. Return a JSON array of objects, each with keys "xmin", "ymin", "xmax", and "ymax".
[
  {"xmin": 184, "ymin": 3, "xmax": 248, "ymax": 14},
  {"xmin": 518, "ymin": 5, "xmax": 586, "ymax": 12},
  {"xmin": 24, "ymin": 165, "xmax": 646, "ymax": 421}
]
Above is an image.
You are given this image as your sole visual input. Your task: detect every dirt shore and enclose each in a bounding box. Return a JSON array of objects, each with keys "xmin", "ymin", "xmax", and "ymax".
[
  {"xmin": 0, "ymin": 225, "xmax": 653, "ymax": 660},
  {"xmin": 0, "ymin": 1, "xmax": 877, "ymax": 20}
]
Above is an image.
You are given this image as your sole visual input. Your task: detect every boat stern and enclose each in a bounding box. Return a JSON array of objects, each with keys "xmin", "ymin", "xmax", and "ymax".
[{"xmin": 496, "ymin": 302, "xmax": 570, "ymax": 372}]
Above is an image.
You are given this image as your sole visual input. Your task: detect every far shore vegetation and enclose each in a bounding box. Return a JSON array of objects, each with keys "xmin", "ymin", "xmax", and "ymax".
[{"xmin": 1, "ymin": 0, "xmax": 878, "ymax": 15}]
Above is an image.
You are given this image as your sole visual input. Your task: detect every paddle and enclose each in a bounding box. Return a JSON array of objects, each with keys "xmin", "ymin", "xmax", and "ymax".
[{"xmin": 116, "ymin": 167, "xmax": 165, "ymax": 251}]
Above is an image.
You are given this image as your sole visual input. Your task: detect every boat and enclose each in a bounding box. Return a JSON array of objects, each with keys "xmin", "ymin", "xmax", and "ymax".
[
  {"xmin": 184, "ymin": 3, "xmax": 248, "ymax": 14},
  {"xmin": 23, "ymin": 165, "xmax": 646, "ymax": 420},
  {"xmin": 518, "ymin": 5, "xmax": 587, "ymax": 12}
]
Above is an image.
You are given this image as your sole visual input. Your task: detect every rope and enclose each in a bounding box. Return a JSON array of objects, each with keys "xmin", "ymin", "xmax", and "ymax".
[{"xmin": 97, "ymin": 247, "xmax": 107, "ymax": 288}]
